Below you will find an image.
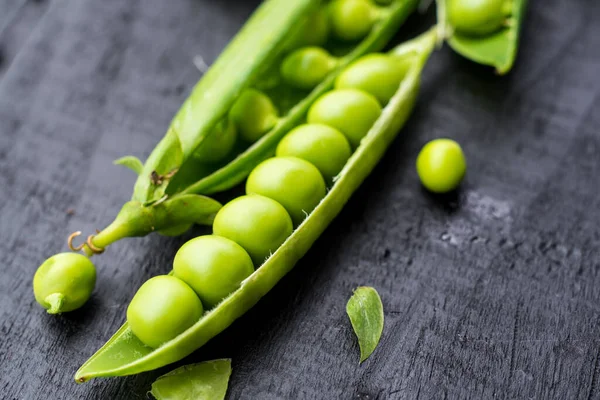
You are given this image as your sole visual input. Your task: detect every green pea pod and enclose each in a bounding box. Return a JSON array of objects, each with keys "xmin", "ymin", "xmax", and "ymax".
[
  {"xmin": 180, "ymin": 0, "xmax": 419, "ymax": 196},
  {"xmin": 74, "ymin": 28, "xmax": 438, "ymax": 382},
  {"xmin": 443, "ymin": 0, "xmax": 528, "ymax": 74},
  {"xmin": 132, "ymin": 0, "xmax": 322, "ymax": 205}
]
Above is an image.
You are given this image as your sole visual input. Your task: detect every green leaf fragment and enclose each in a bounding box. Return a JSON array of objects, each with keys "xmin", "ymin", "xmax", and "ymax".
[
  {"xmin": 346, "ymin": 286, "xmax": 384, "ymax": 363},
  {"xmin": 150, "ymin": 359, "xmax": 232, "ymax": 400},
  {"xmin": 114, "ymin": 156, "xmax": 144, "ymax": 175}
]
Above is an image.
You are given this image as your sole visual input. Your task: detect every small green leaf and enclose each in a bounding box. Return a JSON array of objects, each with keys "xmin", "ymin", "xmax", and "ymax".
[
  {"xmin": 150, "ymin": 359, "xmax": 232, "ymax": 400},
  {"xmin": 114, "ymin": 156, "xmax": 144, "ymax": 175},
  {"xmin": 346, "ymin": 286, "xmax": 384, "ymax": 363}
]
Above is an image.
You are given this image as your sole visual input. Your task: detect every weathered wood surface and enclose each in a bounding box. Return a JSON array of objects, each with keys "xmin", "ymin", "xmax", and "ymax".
[{"xmin": 1, "ymin": 0, "xmax": 599, "ymax": 399}]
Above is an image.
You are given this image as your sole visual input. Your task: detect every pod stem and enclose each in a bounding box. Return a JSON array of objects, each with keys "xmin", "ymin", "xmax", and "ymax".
[{"xmin": 45, "ymin": 293, "xmax": 65, "ymax": 314}]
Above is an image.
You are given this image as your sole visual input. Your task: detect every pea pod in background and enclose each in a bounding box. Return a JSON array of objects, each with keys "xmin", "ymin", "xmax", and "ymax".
[
  {"xmin": 441, "ymin": 0, "xmax": 528, "ymax": 74},
  {"xmin": 75, "ymin": 27, "xmax": 439, "ymax": 382}
]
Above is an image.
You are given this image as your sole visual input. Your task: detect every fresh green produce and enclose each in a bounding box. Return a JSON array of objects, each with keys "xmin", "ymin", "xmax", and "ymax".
[
  {"xmin": 150, "ymin": 359, "xmax": 232, "ymax": 400},
  {"xmin": 447, "ymin": 0, "xmax": 506, "ymax": 36},
  {"xmin": 275, "ymin": 123, "xmax": 352, "ymax": 183},
  {"xmin": 246, "ymin": 157, "xmax": 327, "ymax": 225},
  {"xmin": 328, "ymin": 0, "xmax": 383, "ymax": 42},
  {"xmin": 346, "ymin": 286, "xmax": 384, "ymax": 363},
  {"xmin": 193, "ymin": 119, "xmax": 238, "ymax": 164},
  {"xmin": 75, "ymin": 27, "xmax": 437, "ymax": 382},
  {"xmin": 213, "ymin": 195, "xmax": 293, "ymax": 265},
  {"xmin": 286, "ymin": 8, "xmax": 330, "ymax": 50},
  {"xmin": 308, "ymin": 89, "xmax": 382, "ymax": 148},
  {"xmin": 173, "ymin": 236, "xmax": 254, "ymax": 308},
  {"xmin": 229, "ymin": 89, "xmax": 279, "ymax": 143},
  {"xmin": 335, "ymin": 53, "xmax": 412, "ymax": 104},
  {"xmin": 442, "ymin": 0, "xmax": 528, "ymax": 74},
  {"xmin": 33, "ymin": 253, "xmax": 96, "ymax": 314},
  {"xmin": 416, "ymin": 138, "xmax": 467, "ymax": 193},
  {"xmin": 127, "ymin": 276, "xmax": 203, "ymax": 349},
  {"xmin": 280, "ymin": 47, "xmax": 338, "ymax": 90}
]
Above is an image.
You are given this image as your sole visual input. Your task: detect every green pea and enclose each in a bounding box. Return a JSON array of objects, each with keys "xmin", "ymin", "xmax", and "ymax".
[
  {"xmin": 213, "ymin": 195, "xmax": 293, "ymax": 265},
  {"xmin": 276, "ymin": 124, "xmax": 352, "ymax": 182},
  {"xmin": 173, "ymin": 235, "xmax": 254, "ymax": 309},
  {"xmin": 328, "ymin": 0, "xmax": 379, "ymax": 42},
  {"xmin": 193, "ymin": 119, "xmax": 238, "ymax": 164},
  {"xmin": 246, "ymin": 157, "xmax": 326, "ymax": 225},
  {"xmin": 230, "ymin": 89, "xmax": 279, "ymax": 143},
  {"xmin": 307, "ymin": 89, "xmax": 382, "ymax": 148},
  {"xmin": 281, "ymin": 47, "xmax": 338, "ymax": 90},
  {"xmin": 127, "ymin": 275, "xmax": 203, "ymax": 349},
  {"xmin": 335, "ymin": 53, "xmax": 413, "ymax": 105},
  {"xmin": 33, "ymin": 253, "xmax": 96, "ymax": 314},
  {"xmin": 416, "ymin": 139, "xmax": 467, "ymax": 193},
  {"xmin": 288, "ymin": 8, "xmax": 330, "ymax": 48},
  {"xmin": 448, "ymin": 0, "xmax": 507, "ymax": 36}
]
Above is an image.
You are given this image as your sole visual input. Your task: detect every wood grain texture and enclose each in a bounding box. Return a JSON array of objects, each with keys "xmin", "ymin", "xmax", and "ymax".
[{"xmin": 0, "ymin": 0, "xmax": 599, "ymax": 399}]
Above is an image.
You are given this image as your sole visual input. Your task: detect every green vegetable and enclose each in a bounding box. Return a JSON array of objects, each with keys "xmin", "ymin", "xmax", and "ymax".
[
  {"xmin": 275, "ymin": 123, "xmax": 352, "ymax": 183},
  {"xmin": 33, "ymin": 253, "xmax": 96, "ymax": 314},
  {"xmin": 447, "ymin": 0, "xmax": 506, "ymax": 36},
  {"xmin": 127, "ymin": 276, "xmax": 203, "ymax": 349},
  {"xmin": 150, "ymin": 359, "xmax": 232, "ymax": 400},
  {"xmin": 287, "ymin": 8, "xmax": 330, "ymax": 48},
  {"xmin": 246, "ymin": 157, "xmax": 327, "ymax": 225},
  {"xmin": 346, "ymin": 286, "xmax": 384, "ymax": 363},
  {"xmin": 114, "ymin": 156, "xmax": 144, "ymax": 175},
  {"xmin": 335, "ymin": 53, "xmax": 412, "ymax": 104},
  {"xmin": 416, "ymin": 138, "xmax": 467, "ymax": 193},
  {"xmin": 173, "ymin": 236, "xmax": 254, "ymax": 309},
  {"xmin": 229, "ymin": 89, "xmax": 279, "ymax": 143},
  {"xmin": 213, "ymin": 195, "xmax": 293, "ymax": 265},
  {"xmin": 308, "ymin": 89, "xmax": 382, "ymax": 148},
  {"xmin": 280, "ymin": 47, "xmax": 338, "ymax": 90},
  {"xmin": 443, "ymin": 0, "xmax": 528, "ymax": 74},
  {"xmin": 193, "ymin": 119, "xmax": 238, "ymax": 164},
  {"xmin": 74, "ymin": 28, "xmax": 437, "ymax": 382},
  {"xmin": 328, "ymin": 0, "xmax": 383, "ymax": 42}
]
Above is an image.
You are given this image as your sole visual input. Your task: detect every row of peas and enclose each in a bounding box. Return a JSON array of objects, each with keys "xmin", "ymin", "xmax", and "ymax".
[{"xmin": 126, "ymin": 0, "xmax": 414, "ymax": 348}]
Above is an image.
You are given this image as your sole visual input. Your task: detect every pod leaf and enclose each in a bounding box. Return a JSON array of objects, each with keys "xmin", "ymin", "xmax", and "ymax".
[
  {"xmin": 114, "ymin": 156, "xmax": 144, "ymax": 175},
  {"xmin": 150, "ymin": 359, "xmax": 232, "ymax": 400},
  {"xmin": 346, "ymin": 287, "xmax": 384, "ymax": 363},
  {"xmin": 444, "ymin": 0, "xmax": 528, "ymax": 74}
]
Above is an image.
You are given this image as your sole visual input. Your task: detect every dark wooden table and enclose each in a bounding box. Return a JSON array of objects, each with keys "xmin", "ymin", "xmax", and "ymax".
[{"xmin": 1, "ymin": 0, "xmax": 599, "ymax": 399}]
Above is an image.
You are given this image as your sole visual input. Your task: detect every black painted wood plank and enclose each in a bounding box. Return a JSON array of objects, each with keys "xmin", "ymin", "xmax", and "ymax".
[{"xmin": 0, "ymin": 0, "xmax": 599, "ymax": 399}]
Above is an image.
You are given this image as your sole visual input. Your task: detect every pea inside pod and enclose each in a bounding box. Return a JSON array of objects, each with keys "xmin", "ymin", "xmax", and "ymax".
[
  {"xmin": 213, "ymin": 194, "xmax": 293, "ymax": 266},
  {"xmin": 127, "ymin": 275, "xmax": 203, "ymax": 349},
  {"xmin": 33, "ymin": 253, "xmax": 96, "ymax": 314},
  {"xmin": 308, "ymin": 88, "xmax": 382, "ymax": 148},
  {"xmin": 280, "ymin": 47, "xmax": 338, "ymax": 90},
  {"xmin": 335, "ymin": 53, "xmax": 413, "ymax": 105},
  {"xmin": 173, "ymin": 235, "xmax": 254, "ymax": 309},
  {"xmin": 328, "ymin": 0, "xmax": 384, "ymax": 42},
  {"xmin": 230, "ymin": 89, "xmax": 279, "ymax": 143},
  {"xmin": 276, "ymin": 123, "xmax": 352, "ymax": 183},
  {"xmin": 246, "ymin": 156, "xmax": 327, "ymax": 225},
  {"xmin": 447, "ymin": 0, "xmax": 508, "ymax": 37}
]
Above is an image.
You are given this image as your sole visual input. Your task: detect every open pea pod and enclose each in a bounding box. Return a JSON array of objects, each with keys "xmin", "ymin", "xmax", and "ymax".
[
  {"xmin": 66, "ymin": 0, "xmax": 420, "ymax": 257},
  {"xmin": 442, "ymin": 0, "xmax": 528, "ymax": 74},
  {"xmin": 74, "ymin": 28, "xmax": 438, "ymax": 382},
  {"xmin": 179, "ymin": 0, "xmax": 420, "ymax": 196}
]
